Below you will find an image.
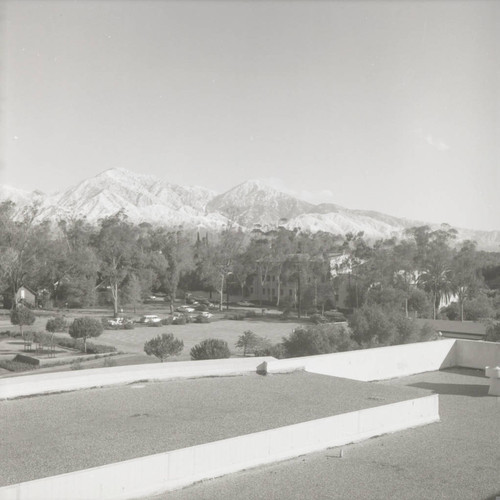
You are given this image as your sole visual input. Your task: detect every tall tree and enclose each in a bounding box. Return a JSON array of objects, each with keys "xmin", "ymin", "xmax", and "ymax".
[
  {"xmin": 198, "ymin": 229, "xmax": 245, "ymax": 310},
  {"xmin": 452, "ymin": 241, "xmax": 482, "ymax": 321},
  {"xmin": 94, "ymin": 213, "xmax": 138, "ymax": 316},
  {"xmin": 0, "ymin": 202, "xmax": 50, "ymax": 305}
]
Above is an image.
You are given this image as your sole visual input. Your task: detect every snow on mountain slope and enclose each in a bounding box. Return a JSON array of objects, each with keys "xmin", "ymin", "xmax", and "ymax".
[
  {"xmin": 1, "ymin": 168, "xmax": 499, "ymax": 249},
  {"xmin": 0, "ymin": 185, "xmax": 36, "ymax": 208},
  {"xmin": 284, "ymin": 212, "xmax": 405, "ymax": 239},
  {"xmin": 34, "ymin": 168, "xmax": 222, "ymax": 227},
  {"xmin": 206, "ymin": 179, "xmax": 314, "ymax": 226}
]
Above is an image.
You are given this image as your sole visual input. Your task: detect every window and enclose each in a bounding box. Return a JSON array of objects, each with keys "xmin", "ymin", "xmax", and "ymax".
[{"xmin": 266, "ymin": 275, "xmax": 271, "ymax": 282}]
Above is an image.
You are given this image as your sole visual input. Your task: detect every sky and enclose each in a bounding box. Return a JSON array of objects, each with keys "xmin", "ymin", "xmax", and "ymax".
[{"xmin": 1, "ymin": 0, "xmax": 499, "ymax": 230}]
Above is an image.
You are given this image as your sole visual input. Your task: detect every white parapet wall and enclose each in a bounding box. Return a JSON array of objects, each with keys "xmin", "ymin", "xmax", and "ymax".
[
  {"xmin": 455, "ymin": 339, "xmax": 500, "ymax": 370},
  {"xmin": 0, "ymin": 356, "xmax": 275, "ymax": 400},
  {"xmin": 0, "ymin": 394, "xmax": 438, "ymax": 500},
  {"xmin": 261, "ymin": 339, "xmax": 458, "ymax": 381}
]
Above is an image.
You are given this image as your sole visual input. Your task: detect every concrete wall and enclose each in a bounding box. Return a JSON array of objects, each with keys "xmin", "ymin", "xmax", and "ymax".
[
  {"xmin": 455, "ymin": 340, "xmax": 500, "ymax": 369},
  {"xmin": 0, "ymin": 394, "xmax": 438, "ymax": 500},
  {"xmin": 262, "ymin": 339, "xmax": 458, "ymax": 381},
  {"xmin": 0, "ymin": 356, "xmax": 275, "ymax": 400}
]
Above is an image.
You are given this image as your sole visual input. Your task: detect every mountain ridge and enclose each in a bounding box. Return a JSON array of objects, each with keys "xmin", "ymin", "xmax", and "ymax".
[{"xmin": 1, "ymin": 168, "xmax": 499, "ymax": 250}]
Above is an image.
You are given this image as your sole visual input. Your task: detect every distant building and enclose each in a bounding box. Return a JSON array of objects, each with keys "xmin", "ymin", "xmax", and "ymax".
[
  {"xmin": 15, "ymin": 286, "xmax": 37, "ymax": 308},
  {"xmin": 414, "ymin": 319, "xmax": 487, "ymax": 340},
  {"xmin": 329, "ymin": 253, "xmax": 366, "ymax": 311}
]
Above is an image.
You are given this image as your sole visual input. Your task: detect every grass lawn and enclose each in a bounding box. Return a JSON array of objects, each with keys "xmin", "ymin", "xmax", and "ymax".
[
  {"xmin": 0, "ymin": 305, "xmax": 307, "ymax": 368},
  {"xmin": 94, "ymin": 317, "xmax": 301, "ymax": 361}
]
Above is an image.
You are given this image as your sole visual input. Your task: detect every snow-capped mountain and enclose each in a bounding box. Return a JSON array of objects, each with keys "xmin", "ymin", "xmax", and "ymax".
[
  {"xmin": 2, "ymin": 168, "xmax": 500, "ymax": 250},
  {"xmin": 207, "ymin": 179, "xmax": 314, "ymax": 227},
  {"xmin": 31, "ymin": 169, "xmax": 228, "ymax": 229}
]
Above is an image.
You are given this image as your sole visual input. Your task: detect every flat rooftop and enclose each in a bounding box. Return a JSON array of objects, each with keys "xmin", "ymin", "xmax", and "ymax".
[
  {"xmin": 0, "ymin": 371, "xmax": 426, "ymax": 486},
  {"xmin": 152, "ymin": 368, "xmax": 500, "ymax": 500}
]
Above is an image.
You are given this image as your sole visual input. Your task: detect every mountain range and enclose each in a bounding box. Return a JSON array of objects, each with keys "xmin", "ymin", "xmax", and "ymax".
[{"xmin": 1, "ymin": 168, "xmax": 499, "ymax": 250}]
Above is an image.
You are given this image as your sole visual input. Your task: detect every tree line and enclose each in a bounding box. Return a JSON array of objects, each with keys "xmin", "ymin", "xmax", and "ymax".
[{"xmin": 1, "ymin": 201, "xmax": 499, "ymax": 325}]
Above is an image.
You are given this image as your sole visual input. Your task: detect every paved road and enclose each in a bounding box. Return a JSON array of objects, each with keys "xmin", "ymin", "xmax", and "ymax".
[{"xmin": 151, "ymin": 368, "xmax": 500, "ymax": 500}]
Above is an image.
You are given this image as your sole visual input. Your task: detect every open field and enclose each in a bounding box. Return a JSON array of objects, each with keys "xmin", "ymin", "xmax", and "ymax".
[
  {"xmin": 96, "ymin": 318, "xmax": 300, "ymax": 360},
  {"xmin": 152, "ymin": 368, "xmax": 500, "ymax": 500},
  {"xmin": 0, "ymin": 305, "xmax": 305, "ymax": 370}
]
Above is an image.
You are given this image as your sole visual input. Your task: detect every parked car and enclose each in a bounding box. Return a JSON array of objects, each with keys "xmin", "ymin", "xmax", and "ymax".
[
  {"xmin": 237, "ymin": 301, "xmax": 254, "ymax": 307},
  {"xmin": 105, "ymin": 317, "xmax": 134, "ymax": 329},
  {"xmin": 107, "ymin": 317, "xmax": 125, "ymax": 327},
  {"xmin": 197, "ymin": 298, "xmax": 215, "ymax": 308},
  {"xmin": 198, "ymin": 311, "xmax": 213, "ymax": 319},
  {"xmin": 176, "ymin": 305, "xmax": 195, "ymax": 313},
  {"xmin": 138, "ymin": 314, "xmax": 162, "ymax": 325}
]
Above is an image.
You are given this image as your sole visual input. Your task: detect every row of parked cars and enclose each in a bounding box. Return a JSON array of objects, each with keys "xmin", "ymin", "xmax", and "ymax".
[{"xmin": 105, "ymin": 307, "xmax": 214, "ymax": 329}]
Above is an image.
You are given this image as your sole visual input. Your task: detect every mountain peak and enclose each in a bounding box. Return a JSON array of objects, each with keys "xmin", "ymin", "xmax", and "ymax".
[{"xmin": 0, "ymin": 169, "xmax": 498, "ymax": 250}]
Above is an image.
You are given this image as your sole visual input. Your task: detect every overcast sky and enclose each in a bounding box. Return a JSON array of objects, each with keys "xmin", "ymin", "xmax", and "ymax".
[{"xmin": 1, "ymin": 0, "xmax": 499, "ymax": 230}]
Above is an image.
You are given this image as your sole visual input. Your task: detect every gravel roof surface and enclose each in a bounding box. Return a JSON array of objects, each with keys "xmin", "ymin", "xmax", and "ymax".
[
  {"xmin": 0, "ymin": 370, "xmax": 425, "ymax": 486},
  {"xmin": 152, "ymin": 368, "xmax": 500, "ymax": 500}
]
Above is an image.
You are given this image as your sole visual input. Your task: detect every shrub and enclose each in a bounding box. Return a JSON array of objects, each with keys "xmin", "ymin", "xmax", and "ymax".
[
  {"xmin": 348, "ymin": 305, "xmax": 397, "ymax": 347},
  {"xmin": 33, "ymin": 331, "xmax": 55, "ymax": 348},
  {"xmin": 235, "ymin": 330, "xmax": 263, "ymax": 356},
  {"xmin": 10, "ymin": 305, "xmax": 36, "ymax": 338},
  {"xmin": 282, "ymin": 324, "xmax": 359, "ymax": 358},
  {"xmin": 194, "ymin": 314, "xmax": 210, "ymax": 323},
  {"xmin": 245, "ymin": 310, "xmax": 257, "ymax": 318},
  {"xmin": 144, "ymin": 333, "xmax": 184, "ymax": 362},
  {"xmin": 0, "ymin": 359, "xmax": 38, "ymax": 372},
  {"xmin": 46, "ymin": 316, "xmax": 67, "ymax": 333},
  {"xmin": 70, "ymin": 359, "xmax": 82, "ymax": 370},
  {"xmin": 52, "ymin": 336, "xmax": 79, "ymax": 349},
  {"xmin": 225, "ymin": 313, "xmax": 245, "ymax": 321},
  {"xmin": 280, "ymin": 309, "xmax": 292, "ymax": 320},
  {"xmin": 51, "ymin": 335, "xmax": 116, "ymax": 354},
  {"xmin": 349, "ymin": 305, "xmax": 437, "ymax": 347},
  {"xmin": 310, "ymin": 313, "xmax": 328, "ymax": 324},
  {"xmin": 124, "ymin": 322, "xmax": 135, "ymax": 330},
  {"xmin": 254, "ymin": 342, "xmax": 287, "ymax": 359},
  {"xmin": 103, "ymin": 357, "xmax": 117, "ymax": 367},
  {"xmin": 172, "ymin": 315, "xmax": 186, "ymax": 325},
  {"xmin": 69, "ymin": 317, "xmax": 103, "ymax": 352},
  {"xmin": 161, "ymin": 317, "xmax": 173, "ymax": 326},
  {"xmin": 485, "ymin": 322, "xmax": 500, "ymax": 342},
  {"xmin": 85, "ymin": 342, "xmax": 116, "ymax": 354},
  {"xmin": 190, "ymin": 338, "xmax": 231, "ymax": 360},
  {"xmin": 324, "ymin": 310, "xmax": 347, "ymax": 322}
]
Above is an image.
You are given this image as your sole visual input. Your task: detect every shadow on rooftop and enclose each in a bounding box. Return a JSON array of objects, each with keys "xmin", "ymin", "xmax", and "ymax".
[
  {"xmin": 408, "ymin": 382, "xmax": 489, "ymax": 397},
  {"xmin": 483, "ymin": 493, "xmax": 500, "ymax": 500},
  {"xmin": 441, "ymin": 367, "xmax": 487, "ymax": 378}
]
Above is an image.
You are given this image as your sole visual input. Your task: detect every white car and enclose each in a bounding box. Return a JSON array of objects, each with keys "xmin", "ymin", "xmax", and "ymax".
[
  {"xmin": 107, "ymin": 317, "xmax": 125, "ymax": 327},
  {"xmin": 198, "ymin": 311, "xmax": 213, "ymax": 319},
  {"xmin": 139, "ymin": 314, "xmax": 162, "ymax": 325},
  {"xmin": 176, "ymin": 305, "xmax": 195, "ymax": 313},
  {"xmin": 237, "ymin": 301, "xmax": 254, "ymax": 307}
]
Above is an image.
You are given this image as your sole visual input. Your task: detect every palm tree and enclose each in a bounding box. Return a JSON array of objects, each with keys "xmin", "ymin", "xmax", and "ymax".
[{"xmin": 418, "ymin": 260, "xmax": 454, "ymax": 319}]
